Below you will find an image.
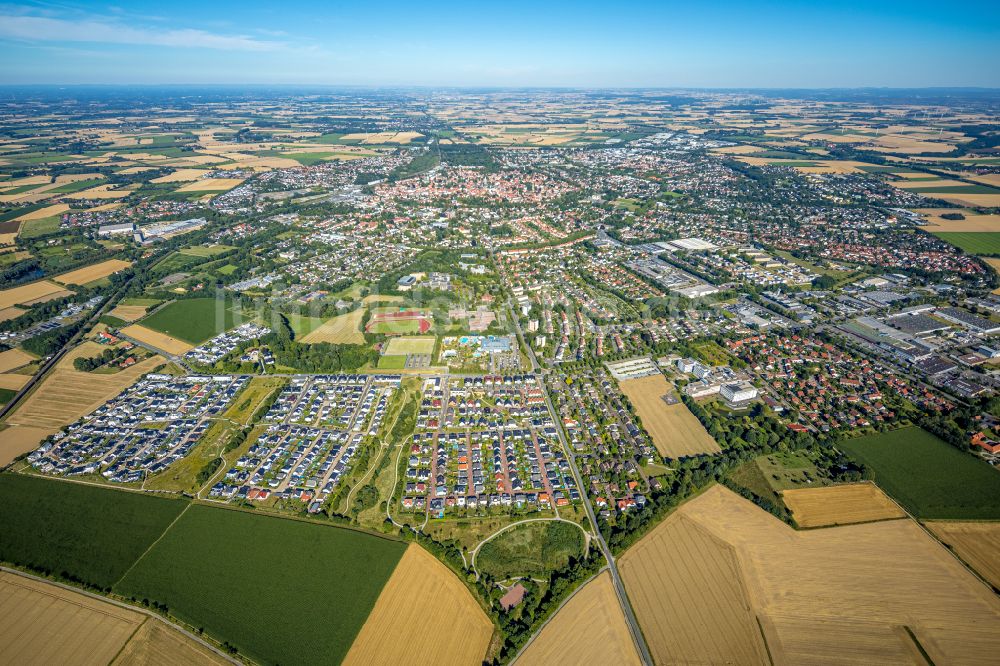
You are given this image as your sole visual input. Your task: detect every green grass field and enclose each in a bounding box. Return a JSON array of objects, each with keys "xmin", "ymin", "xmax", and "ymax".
[
  {"xmin": 0, "ymin": 473, "xmax": 188, "ymax": 589},
  {"xmin": 376, "ymin": 354, "xmax": 407, "ymax": 369},
  {"xmin": 370, "ymin": 319, "xmax": 422, "ymax": 334},
  {"xmin": 476, "ymin": 521, "xmax": 584, "ymax": 581},
  {"xmin": 49, "ymin": 178, "xmax": 105, "ymax": 193},
  {"xmin": 840, "ymin": 426, "xmax": 1000, "ymax": 519},
  {"xmin": 223, "ymin": 377, "xmax": 285, "ymax": 425},
  {"xmin": 754, "ymin": 450, "xmax": 830, "ymax": 491},
  {"xmin": 178, "ymin": 244, "xmax": 235, "ymax": 258},
  {"xmin": 383, "ymin": 335, "xmax": 436, "ymax": 355},
  {"xmin": 285, "ymin": 312, "xmax": 325, "ymax": 338},
  {"xmin": 152, "ymin": 251, "xmax": 209, "ymax": 275},
  {"xmin": 282, "ymin": 152, "xmax": 336, "ymax": 166},
  {"xmin": 930, "ymin": 232, "xmax": 1000, "ymax": 255},
  {"xmin": 18, "ymin": 216, "xmax": 61, "ymax": 238},
  {"xmin": 140, "ymin": 297, "xmax": 243, "ymax": 344},
  {"xmin": 115, "ymin": 504, "xmax": 405, "ymax": 665},
  {"xmin": 120, "ymin": 297, "xmax": 161, "ymax": 308}
]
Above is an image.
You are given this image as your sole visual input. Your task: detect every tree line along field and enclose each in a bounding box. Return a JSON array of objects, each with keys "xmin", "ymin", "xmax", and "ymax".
[
  {"xmin": 0, "ymin": 473, "xmax": 424, "ymax": 666},
  {"xmin": 839, "ymin": 426, "xmax": 1000, "ymax": 519}
]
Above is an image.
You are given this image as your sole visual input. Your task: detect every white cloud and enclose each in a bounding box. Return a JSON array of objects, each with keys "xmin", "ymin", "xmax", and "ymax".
[{"xmin": 0, "ymin": 13, "xmax": 283, "ymax": 51}]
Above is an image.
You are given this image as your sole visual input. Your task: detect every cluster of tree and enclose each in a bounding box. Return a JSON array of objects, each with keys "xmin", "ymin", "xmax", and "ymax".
[
  {"xmin": 0, "ymin": 289, "xmax": 96, "ymax": 334},
  {"xmin": 439, "ymin": 144, "xmax": 499, "ymax": 171},
  {"xmin": 388, "ymin": 150, "xmax": 440, "ymax": 182},
  {"xmin": 0, "ymin": 258, "xmax": 42, "ymax": 289},
  {"xmin": 21, "ymin": 319, "xmax": 85, "ymax": 358},
  {"xmin": 73, "ymin": 345, "xmax": 130, "ymax": 372},
  {"xmin": 195, "ymin": 457, "xmax": 223, "ymax": 486},
  {"xmin": 490, "ymin": 546, "xmax": 606, "ymax": 663}
]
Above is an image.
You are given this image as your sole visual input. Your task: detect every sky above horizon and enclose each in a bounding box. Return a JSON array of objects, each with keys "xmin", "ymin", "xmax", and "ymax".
[{"xmin": 0, "ymin": 1, "xmax": 997, "ymax": 88}]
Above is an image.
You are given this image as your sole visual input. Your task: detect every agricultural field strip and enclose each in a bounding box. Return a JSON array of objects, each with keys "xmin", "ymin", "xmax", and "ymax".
[
  {"xmin": 781, "ymin": 482, "xmax": 906, "ymax": 528},
  {"xmin": 617, "ymin": 372, "xmax": 721, "ymax": 457},
  {"xmin": 7, "ymin": 345, "xmax": 166, "ymax": 432},
  {"xmin": 0, "ymin": 569, "xmax": 143, "ymax": 666},
  {"xmin": 516, "ymin": 570, "xmax": 641, "ymax": 666},
  {"xmin": 619, "ymin": 511, "xmax": 769, "ymax": 665},
  {"xmin": 677, "ymin": 486, "xmax": 1000, "ymax": 663},
  {"xmin": 924, "ymin": 521, "xmax": 1000, "ymax": 591},
  {"xmin": 342, "ymin": 544, "xmax": 493, "ymax": 666},
  {"xmin": 0, "ymin": 566, "xmax": 237, "ymax": 666}
]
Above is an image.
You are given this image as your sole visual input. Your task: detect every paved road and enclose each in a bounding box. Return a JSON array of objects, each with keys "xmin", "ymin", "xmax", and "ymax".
[
  {"xmin": 538, "ymin": 370, "xmax": 653, "ymax": 665},
  {"xmin": 495, "ymin": 247, "xmax": 651, "ymax": 664}
]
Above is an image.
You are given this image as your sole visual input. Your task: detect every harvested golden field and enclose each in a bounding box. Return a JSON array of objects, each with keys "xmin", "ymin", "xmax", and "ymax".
[
  {"xmin": 8, "ymin": 341, "xmax": 163, "ymax": 430},
  {"xmin": 0, "ymin": 373, "xmax": 29, "ymax": 390},
  {"xmin": 301, "ymin": 308, "xmax": 365, "ymax": 344},
  {"xmin": 53, "ymin": 259, "xmax": 132, "ymax": 286},
  {"xmin": 340, "ymin": 130, "xmax": 423, "ymax": 144},
  {"xmin": 20, "ymin": 289, "xmax": 74, "ymax": 306},
  {"xmin": 0, "ymin": 348, "xmax": 33, "ymax": 373},
  {"xmin": 782, "ymin": 483, "xmax": 906, "ymax": 528},
  {"xmin": 518, "ymin": 572, "xmax": 639, "ymax": 666},
  {"xmin": 870, "ymin": 134, "xmax": 956, "ymax": 154},
  {"xmin": 896, "ymin": 178, "xmax": 968, "ymax": 190},
  {"xmin": 620, "ymin": 512, "xmax": 769, "ymax": 665},
  {"xmin": 0, "ymin": 571, "xmax": 145, "ymax": 665},
  {"xmin": 939, "ymin": 193, "xmax": 1000, "ymax": 208},
  {"xmin": 342, "ymin": 544, "xmax": 492, "ymax": 666},
  {"xmin": 0, "ymin": 425, "xmax": 55, "ymax": 466},
  {"xmin": 760, "ymin": 616, "xmax": 928, "ymax": 666},
  {"xmin": 120, "ymin": 324, "xmax": 194, "ymax": 355},
  {"xmin": 617, "ymin": 374, "xmax": 720, "ymax": 458},
  {"xmin": 966, "ymin": 173, "xmax": 1000, "ymax": 188},
  {"xmin": 915, "ymin": 208, "xmax": 1000, "ymax": 232},
  {"xmin": 108, "ymin": 304, "xmax": 149, "ymax": 322},
  {"xmin": 62, "ymin": 184, "xmax": 134, "ymax": 200},
  {"xmin": 711, "ymin": 145, "xmax": 765, "ymax": 155},
  {"xmin": 14, "ymin": 203, "xmax": 68, "ymax": 222},
  {"xmin": 924, "ymin": 521, "xmax": 1000, "ymax": 591},
  {"xmin": 176, "ymin": 178, "xmax": 244, "ymax": 192},
  {"xmin": 0, "ymin": 280, "xmax": 72, "ymax": 309},
  {"xmin": 111, "ymin": 617, "xmax": 230, "ymax": 666},
  {"xmin": 655, "ymin": 485, "xmax": 1000, "ymax": 664},
  {"xmin": 151, "ymin": 168, "xmax": 208, "ymax": 183}
]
